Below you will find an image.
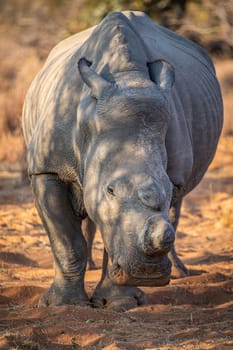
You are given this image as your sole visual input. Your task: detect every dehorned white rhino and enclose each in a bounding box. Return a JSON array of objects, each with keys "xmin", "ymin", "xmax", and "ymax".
[{"xmin": 22, "ymin": 11, "xmax": 223, "ymax": 311}]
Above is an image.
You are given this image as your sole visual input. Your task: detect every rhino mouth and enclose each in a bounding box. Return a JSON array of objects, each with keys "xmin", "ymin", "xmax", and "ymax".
[{"xmin": 109, "ymin": 255, "xmax": 171, "ymax": 287}]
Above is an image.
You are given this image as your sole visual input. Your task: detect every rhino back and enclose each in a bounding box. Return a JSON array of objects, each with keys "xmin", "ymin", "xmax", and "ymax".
[{"xmin": 123, "ymin": 11, "xmax": 223, "ymax": 193}]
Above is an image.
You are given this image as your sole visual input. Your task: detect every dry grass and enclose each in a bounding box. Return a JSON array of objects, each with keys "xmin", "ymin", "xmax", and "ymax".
[
  {"xmin": 220, "ymin": 202, "xmax": 233, "ymax": 229},
  {"xmin": 215, "ymin": 59, "xmax": 233, "ymax": 136},
  {"xmin": 0, "ymin": 38, "xmax": 42, "ymax": 170}
]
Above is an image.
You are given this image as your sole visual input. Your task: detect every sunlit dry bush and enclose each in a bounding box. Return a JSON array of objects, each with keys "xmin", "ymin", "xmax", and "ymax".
[
  {"xmin": 0, "ymin": 39, "xmax": 42, "ymax": 169},
  {"xmin": 215, "ymin": 60, "xmax": 233, "ymax": 136},
  {"xmin": 0, "ymin": 0, "xmax": 79, "ymax": 171}
]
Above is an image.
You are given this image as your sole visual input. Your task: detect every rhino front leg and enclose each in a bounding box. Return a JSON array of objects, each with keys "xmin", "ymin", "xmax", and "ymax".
[
  {"xmin": 91, "ymin": 249, "xmax": 146, "ymax": 311},
  {"xmin": 169, "ymin": 199, "xmax": 189, "ymax": 277},
  {"xmin": 31, "ymin": 174, "xmax": 89, "ymax": 307},
  {"xmin": 82, "ymin": 217, "xmax": 97, "ymax": 270}
]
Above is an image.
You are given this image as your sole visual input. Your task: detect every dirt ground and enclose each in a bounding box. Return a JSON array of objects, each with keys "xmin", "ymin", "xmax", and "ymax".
[{"xmin": 0, "ymin": 66, "xmax": 233, "ymax": 349}]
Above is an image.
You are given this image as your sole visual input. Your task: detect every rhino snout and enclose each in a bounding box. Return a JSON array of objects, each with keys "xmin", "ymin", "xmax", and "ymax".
[{"xmin": 139, "ymin": 216, "xmax": 175, "ymax": 256}]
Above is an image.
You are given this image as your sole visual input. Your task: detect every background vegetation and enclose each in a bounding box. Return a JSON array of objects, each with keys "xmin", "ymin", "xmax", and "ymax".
[{"xmin": 0, "ymin": 0, "xmax": 232, "ymax": 171}]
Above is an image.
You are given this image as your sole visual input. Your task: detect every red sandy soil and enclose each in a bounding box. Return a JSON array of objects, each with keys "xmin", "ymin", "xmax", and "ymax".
[
  {"xmin": 0, "ymin": 134, "xmax": 232, "ymax": 350},
  {"xmin": 1, "ymin": 55, "xmax": 233, "ymax": 350}
]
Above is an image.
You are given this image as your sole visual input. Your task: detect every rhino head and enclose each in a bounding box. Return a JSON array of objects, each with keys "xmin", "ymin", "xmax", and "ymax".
[{"xmin": 77, "ymin": 58, "xmax": 175, "ymax": 287}]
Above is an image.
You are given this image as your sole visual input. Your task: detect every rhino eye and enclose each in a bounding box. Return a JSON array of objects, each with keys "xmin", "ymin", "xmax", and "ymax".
[{"xmin": 107, "ymin": 186, "xmax": 115, "ymax": 196}]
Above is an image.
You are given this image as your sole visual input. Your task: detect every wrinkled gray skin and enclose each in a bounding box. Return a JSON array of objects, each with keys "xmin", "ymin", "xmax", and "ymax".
[{"xmin": 22, "ymin": 11, "xmax": 223, "ymax": 311}]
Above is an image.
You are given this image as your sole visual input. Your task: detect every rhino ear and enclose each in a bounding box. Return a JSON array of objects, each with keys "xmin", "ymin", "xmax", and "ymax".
[
  {"xmin": 147, "ymin": 60, "xmax": 175, "ymax": 92},
  {"xmin": 78, "ymin": 58, "xmax": 112, "ymax": 99}
]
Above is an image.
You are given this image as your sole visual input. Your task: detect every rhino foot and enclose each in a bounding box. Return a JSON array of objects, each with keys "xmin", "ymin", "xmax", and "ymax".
[
  {"xmin": 38, "ymin": 282, "xmax": 90, "ymax": 307},
  {"xmin": 91, "ymin": 282, "xmax": 146, "ymax": 312}
]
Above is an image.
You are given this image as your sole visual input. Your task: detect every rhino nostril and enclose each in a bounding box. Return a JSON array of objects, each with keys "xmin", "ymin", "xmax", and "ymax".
[
  {"xmin": 106, "ymin": 185, "xmax": 115, "ymax": 196},
  {"xmin": 162, "ymin": 228, "xmax": 175, "ymax": 245},
  {"xmin": 150, "ymin": 227, "xmax": 175, "ymax": 254}
]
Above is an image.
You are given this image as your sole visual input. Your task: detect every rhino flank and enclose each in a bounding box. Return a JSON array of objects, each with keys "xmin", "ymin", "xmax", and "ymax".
[{"xmin": 22, "ymin": 11, "xmax": 223, "ymax": 311}]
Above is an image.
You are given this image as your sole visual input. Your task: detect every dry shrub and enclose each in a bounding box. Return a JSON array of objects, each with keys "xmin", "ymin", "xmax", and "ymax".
[
  {"xmin": 221, "ymin": 208, "xmax": 233, "ymax": 229},
  {"xmin": 222, "ymin": 96, "xmax": 233, "ymax": 136},
  {"xmin": 0, "ymin": 133, "xmax": 25, "ymax": 165},
  {"xmin": 2, "ymin": 90, "xmax": 24, "ymax": 135},
  {"xmin": 215, "ymin": 60, "xmax": 233, "ymax": 136},
  {"xmin": 217, "ymin": 196, "xmax": 233, "ymax": 229},
  {"xmin": 0, "ymin": 40, "xmax": 41, "ymax": 171}
]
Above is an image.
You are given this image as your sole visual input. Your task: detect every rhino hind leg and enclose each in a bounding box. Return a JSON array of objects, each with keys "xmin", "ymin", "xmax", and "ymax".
[
  {"xmin": 169, "ymin": 199, "xmax": 189, "ymax": 278},
  {"xmin": 31, "ymin": 174, "xmax": 90, "ymax": 307},
  {"xmin": 91, "ymin": 249, "xmax": 146, "ymax": 311},
  {"xmin": 82, "ymin": 217, "xmax": 97, "ymax": 270}
]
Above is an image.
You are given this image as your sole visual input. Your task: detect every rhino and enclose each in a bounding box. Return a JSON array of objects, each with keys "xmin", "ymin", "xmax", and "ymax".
[{"xmin": 22, "ymin": 11, "xmax": 223, "ymax": 311}]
